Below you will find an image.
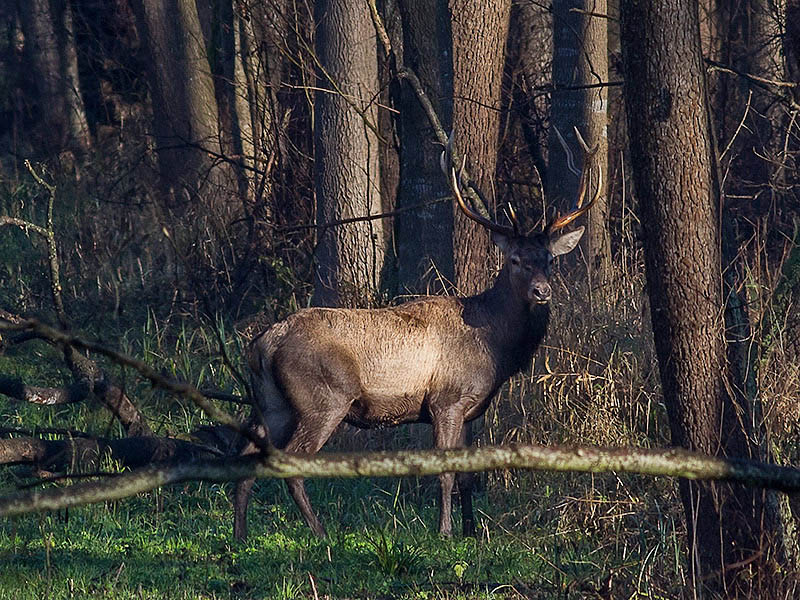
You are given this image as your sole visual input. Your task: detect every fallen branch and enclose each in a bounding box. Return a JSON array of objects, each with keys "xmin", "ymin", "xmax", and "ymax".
[
  {"xmin": 2, "ymin": 443, "xmax": 799, "ymax": 517},
  {"xmin": 0, "ymin": 317, "xmax": 269, "ymax": 455},
  {"xmin": 0, "ymin": 435, "xmax": 220, "ymax": 470},
  {"xmin": 0, "ymin": 376, "xmax": 87, "ymax": 405}
]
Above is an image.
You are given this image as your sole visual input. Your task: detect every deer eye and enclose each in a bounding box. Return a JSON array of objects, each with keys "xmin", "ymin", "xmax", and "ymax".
[{"xmin": 510, "ymin": 255, "xmax": 521, "ymax": 266}]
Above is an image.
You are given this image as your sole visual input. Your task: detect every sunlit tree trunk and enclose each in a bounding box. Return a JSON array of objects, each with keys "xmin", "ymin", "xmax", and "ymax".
[
  {"xmin": 448, "ymin": 0, "xmax": 511, "ymax": 294},
  {"xmin": 312, "ymin": 0, "xmax": 384, "ymax": 307},
  {"xmin": 550, "ymin": 0, "xmax": 609, "ymax": 291}
]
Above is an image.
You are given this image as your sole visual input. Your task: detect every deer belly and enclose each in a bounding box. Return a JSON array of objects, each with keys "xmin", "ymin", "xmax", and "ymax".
[{"xmin": 346, "ymin": 392, "xmax": 425, "ymax": 428}]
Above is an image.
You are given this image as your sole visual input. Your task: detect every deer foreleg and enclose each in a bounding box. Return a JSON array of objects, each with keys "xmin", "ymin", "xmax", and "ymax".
[
  {"xmin": 457, "ymin": 421, "xmax": 476, "ymax": 536},
  {"xmin": 431, "ymin": 404, "xmax": 466, "ymax": 537}
]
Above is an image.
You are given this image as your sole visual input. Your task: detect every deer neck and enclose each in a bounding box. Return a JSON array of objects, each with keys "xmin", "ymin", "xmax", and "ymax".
[{"xmin": 464, "ymin": 267, "xmax": 550, "ymax": 375}]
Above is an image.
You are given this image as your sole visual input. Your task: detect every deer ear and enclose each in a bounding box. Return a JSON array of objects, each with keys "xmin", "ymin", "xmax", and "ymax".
[
  {"xmin": 491, "ymin": 231, "xmax": 511, "ymax": 253},
  {"xmin": 549, "ymin": 226, "xmax": 584, "ymax": 256}
]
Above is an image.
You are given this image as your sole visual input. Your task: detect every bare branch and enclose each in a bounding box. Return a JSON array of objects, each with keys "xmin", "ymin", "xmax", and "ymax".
[
  {"xmin": 2, "ymin": 443, "xmax": 799, "ymax": 517},
  {"xmin": 0, "ymin": 317, "xmax": 270, "ymax": 455},
  {"xmin": 0, "ymin": 377, "xmax": 87, "ymax": 405}
]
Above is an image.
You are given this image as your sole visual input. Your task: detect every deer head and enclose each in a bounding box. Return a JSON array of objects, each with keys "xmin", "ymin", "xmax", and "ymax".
[{"xmin": 440, "ymin": 132, "xmax": 601, "ymax": 306}]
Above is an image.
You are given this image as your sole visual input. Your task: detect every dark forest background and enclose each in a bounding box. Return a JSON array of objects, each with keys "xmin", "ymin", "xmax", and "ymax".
[{"xmin": 1, "ymin": 0, "xmax": 799, "ymax": 597}]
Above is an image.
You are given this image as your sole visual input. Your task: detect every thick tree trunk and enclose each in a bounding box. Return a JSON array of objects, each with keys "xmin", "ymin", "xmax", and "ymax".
[
  {"xmin": 448, "ymin": 0, "xmax": 511, "ymax": 294},
  {"xmin": 18, "ymin": 0, "xmax": 91, "ymax": 153},
  {"xmin": 621, "ymin": 0, "xmax": 781, "ymax": 593},
  {"xmin": 132, "ymin": 0, "xmax": 226, "ymax": 205},
  {"xmin": 312, "ymin": 0, "xmax": 384, "ymax": 307},
  {"xmin": 393, "ymin": 0, "xmax": 454, "ymax": 294}
]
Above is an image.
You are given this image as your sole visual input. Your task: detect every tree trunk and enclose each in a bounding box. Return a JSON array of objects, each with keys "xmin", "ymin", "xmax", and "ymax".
[
  {"xmin": 204, "ymin": 0, "xmax": 257, "ymax": 204},
  {"xmin": 393, "ymin": 0, "xmax": 454, "ymax": 295},
  {"xmin": 579, "ymin": 1, "xmax": 610, "ymax": 291},
  {"xmin": 132, "ymin": 0, "xmax": 226, "ymax": 205},
  {"xmin": 620, "ymin": 0, "xmax": 780, "ymax": 593},
  {"xmin": 789, "ymin": 0, "xmax": 800, "ymax": 102},
  {"xmin": 550, "ymin": 0, "xmax": 610, "ymax": 290},
  {"xmin": 312, "ymin": 0, "xmax": 384, "ymax": 307},
  {"xmin": 448, "ymin": 0, "xmax": 511, "ymax": 294},
  {"xmin": 18, "ymin": 0, "xmax": 91, "ymax": 153},
  {"xmin": 512, "ymin": 0, "xmax": 551, "ymax": 188}
]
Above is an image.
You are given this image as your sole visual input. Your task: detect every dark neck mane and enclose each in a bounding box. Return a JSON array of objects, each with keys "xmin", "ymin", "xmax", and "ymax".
[{"xmin": 463, "ymin": 267, "xmax": 550, "ymax": 379}]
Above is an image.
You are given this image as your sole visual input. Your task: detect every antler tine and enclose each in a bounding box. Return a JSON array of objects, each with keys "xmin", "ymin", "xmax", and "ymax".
[
  {"xmin": 506, "ymin": 203, "xmax": 521, "ymax": 236},
  {"xmin": 547, "ymin": 164, "xmax": 602, "ymax": 232},
  {"xmin": 440, "ymin": 133, "xmax": 516, "ymax": 237},
  {"xmin": 546, "ymin": 128, "xmax": 602, "ymax": 233}
]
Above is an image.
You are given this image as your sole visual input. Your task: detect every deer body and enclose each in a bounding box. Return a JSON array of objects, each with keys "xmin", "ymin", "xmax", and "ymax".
[
  {"xmin": 250, "ymin": 277, "xmax": 549, "ymax": 435},
  {"xmin": 233, "ymin": 133, "xmax": 599, "ymax": 540}
]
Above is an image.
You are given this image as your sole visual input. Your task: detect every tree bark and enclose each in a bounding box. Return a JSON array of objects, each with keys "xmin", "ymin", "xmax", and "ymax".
[
  {"xmin": 312, "ymin": 0, "xmax": 384, "ymax": 306},
  {"xmin": 393, "ymin": 0, "xmax": 455, "ymax": 294},
  {"xmin": 17, "ymin": 0, "xmax": 91, "ymax": 153},
  {"xmin": 550, "ymin": 0, "xmax": 610, "ymax": 289},
  {"xmin": 512, "ymin": 0, "xmax": 551, "ymax": 188},
  {"xmin": 620, "ymin": 0, "xmax": 781, "ymax": 593},
  {"xmin": 788, "ymin": 0, "xmax": 800, "ymax": 102},
  {"xmin": 448, "ymin": 0, "xmax": 511, "ymax": 294},
  {"xmin": 579, "ymin": 0, "xmax": 610, "ymax": 290},
  {"xmin": 132, "ymin": 0, "xmax": 226, "ymax": 204}
]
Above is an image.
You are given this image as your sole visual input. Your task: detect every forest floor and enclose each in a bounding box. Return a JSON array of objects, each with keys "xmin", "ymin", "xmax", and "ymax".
[{"xmin": 0, "ymin": 461, "xmax": 685, "ymax": 599}]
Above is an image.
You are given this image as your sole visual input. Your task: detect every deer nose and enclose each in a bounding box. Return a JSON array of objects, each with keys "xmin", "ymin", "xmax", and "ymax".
[{"xmin": 530, "ymin": 281, "xmax": 551, "ymax": 303}]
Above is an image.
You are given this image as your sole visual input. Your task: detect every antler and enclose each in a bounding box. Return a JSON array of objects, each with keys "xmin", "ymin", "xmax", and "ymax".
[
  {"xmin": 440, "ymin": 134, "xmax": 518, "ymax": 237},
  {"xmin": 546, "ymin": 127, "xmax": 602, "ymax": 233}
]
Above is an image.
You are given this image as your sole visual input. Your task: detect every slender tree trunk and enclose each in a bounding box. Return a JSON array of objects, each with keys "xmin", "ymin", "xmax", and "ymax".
[
  {"xmin": 204, "ymin": 0, "xmax": 256, "ymax": 203},
  {"xmin": 579, "ymin": 1, "xmax": 610, "ymax": 290},
  {"xmin": 513, "ymin": 0, "xmax": 551, "ymax": 190},
  {"xmin": 377, "ymin": 0, "xmax": 400, "ymax": 239},
  {"xmin": 55, "ymin": 0, "xmax": 91, "ymax": 153},
  {"xmin": 621, "ymin": 0, "xmax": 781, "ymax": 593},
  {"xmin": 312, "ymin": 0, "xmax": 384, "ymax": 307},
  {"xmin": 448, "ymin": 0, "xmax": 511, "ymax": 294},
  {"xmin": 550, "ymin": 0, "xmax": 609, "ymax": 290},
  {"xmin": 788, "ymin": 0, "xmax": 800, "ymax": 101},
  {"xmin": 245, "ymin": 0, "xmax": 290, "ymax": 229}
]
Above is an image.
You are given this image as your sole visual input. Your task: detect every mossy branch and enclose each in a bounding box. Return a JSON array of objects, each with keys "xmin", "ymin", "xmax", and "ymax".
[{"xmin": 2, "ymin": 444, "xmax": 800, "ymax": 517}]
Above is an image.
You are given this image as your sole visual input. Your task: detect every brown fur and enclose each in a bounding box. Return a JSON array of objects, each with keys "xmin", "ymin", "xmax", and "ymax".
[{"xmin": 233, "ymin": 227, "xmax": 585, "ymax": 539}]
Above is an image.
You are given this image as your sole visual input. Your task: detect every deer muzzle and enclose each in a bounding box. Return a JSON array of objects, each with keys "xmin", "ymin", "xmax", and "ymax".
[{"xmin": 529, "ymin": 281, "xmax": 552, "ymax": 304}]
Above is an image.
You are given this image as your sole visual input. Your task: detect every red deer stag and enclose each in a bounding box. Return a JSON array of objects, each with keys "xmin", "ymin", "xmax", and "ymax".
[{"xmin": 234, "ymin": 134, "xmax": 600, "ymax": 539}]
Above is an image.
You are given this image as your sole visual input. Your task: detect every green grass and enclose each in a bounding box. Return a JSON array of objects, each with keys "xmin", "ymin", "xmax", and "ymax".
[
  {"xmin": 0, "ymin": 245, "xmax": 689, "ymax": 598},
  {"xmin": 0, "ymin": 470, "xmax": 686, "ymax": 599}
]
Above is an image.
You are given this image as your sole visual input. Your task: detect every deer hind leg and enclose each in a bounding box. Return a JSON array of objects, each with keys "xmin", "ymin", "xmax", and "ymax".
[
  {"xmin": 457, "ymin": 421, "xmax": 476, "ymax": 536},
  {"xmin": 233, "ymin": 382, "xmax": 296, "ymax": 541},
  {"xmin": 431, "ymin": 403, "xmax": 466, "ymax": 538},
  {"xmin": 283, "ymin": 404, "xmax": 351, "ymax": 538}
]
